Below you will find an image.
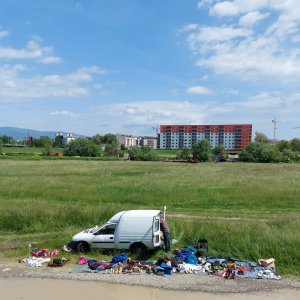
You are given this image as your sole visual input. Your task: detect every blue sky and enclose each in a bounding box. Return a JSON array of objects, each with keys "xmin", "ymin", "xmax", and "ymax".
[{"xmin": 0, "ymin": 0, "xmax": 299, "ymax": 140}]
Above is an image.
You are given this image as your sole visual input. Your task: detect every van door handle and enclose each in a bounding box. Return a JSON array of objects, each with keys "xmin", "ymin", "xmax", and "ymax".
[{"xmin": 110, "ymin": 237, "xmax": 113, "ymax": 239}]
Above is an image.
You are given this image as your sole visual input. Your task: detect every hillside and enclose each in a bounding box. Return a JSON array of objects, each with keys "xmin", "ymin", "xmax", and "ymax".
[{"xmin": 0, "ymin": 127, "xmax": 80, "ymax": 140}]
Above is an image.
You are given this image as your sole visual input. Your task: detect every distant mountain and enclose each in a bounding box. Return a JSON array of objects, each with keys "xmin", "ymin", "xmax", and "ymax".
[{"xmin": 0, "ymin": 127, "xmax": 82, "ymax": 140}]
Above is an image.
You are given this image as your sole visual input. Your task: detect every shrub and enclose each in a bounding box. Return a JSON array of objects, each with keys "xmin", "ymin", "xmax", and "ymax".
[
  {"xmin": 42, "ymin": 144, "xmax": 53, "ymax": 156},
  {"xmin": 140, "ymin": 151, "xmax": 161, "ymax": 161},
  {"xmin": 239, "ymin": 142, "xmax": 282, "ymax": 163},
  {"xmin": 64, "ymin": 138, "xmax": 101, "ymax": 157},
  {"xmin": 192, "ymin": 140, "xmax": 211, "ymax": 162}
]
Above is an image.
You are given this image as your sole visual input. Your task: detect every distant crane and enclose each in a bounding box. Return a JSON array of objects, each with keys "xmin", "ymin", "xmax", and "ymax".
[{"xmin": 152, "ymin": 125, "xmax": 159, "ymax": 136}]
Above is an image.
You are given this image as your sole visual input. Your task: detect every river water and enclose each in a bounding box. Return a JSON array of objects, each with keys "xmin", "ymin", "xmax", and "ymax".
[{"xmin": 0, "ymin": 278, "xmax": 299, "ymax": 300}]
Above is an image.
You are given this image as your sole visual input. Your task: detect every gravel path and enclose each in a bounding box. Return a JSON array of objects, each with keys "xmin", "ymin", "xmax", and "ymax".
[{"xmin": 1, "ymin": 259, "xmax": 299, "ymax": 294}]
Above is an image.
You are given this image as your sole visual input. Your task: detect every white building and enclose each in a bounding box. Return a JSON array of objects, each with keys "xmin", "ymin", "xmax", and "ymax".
[
  {"xmin": 140, "ymin": 137, "xmax": 158, "ymax": 149},
  {"xmin": 117, "ymin": 134, "xmax": 140, "ymax": 148},
  {"xmin": 63, "ymin": 133, "xmax": 76, "ymax": 144}
]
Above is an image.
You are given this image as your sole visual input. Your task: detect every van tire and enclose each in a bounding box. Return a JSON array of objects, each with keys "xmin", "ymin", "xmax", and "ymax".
[
  {"xmin": 130, "ymin": 243, "xmax": 147, "ymax": 256},
  {"xmin": 76, "ymin": 242, "xmax": 90, "ymax": 253}
]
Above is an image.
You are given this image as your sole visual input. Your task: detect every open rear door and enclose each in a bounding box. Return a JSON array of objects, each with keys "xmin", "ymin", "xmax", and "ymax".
[{"xmin": 152, "ymin": 216, "xmax": 162, "ymax": 247}]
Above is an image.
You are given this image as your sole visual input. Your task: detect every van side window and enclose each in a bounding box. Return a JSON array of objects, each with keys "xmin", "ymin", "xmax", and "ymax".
[{"xmin": 95, "ymin": 224, "xmax": 116, "ymax": 235}]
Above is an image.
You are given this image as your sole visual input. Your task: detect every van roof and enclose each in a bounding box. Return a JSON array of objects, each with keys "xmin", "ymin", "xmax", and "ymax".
[
  {"xmin": 124, "ymin": 210, "xmax": 161, "ymax": 217},
  {"xmin": 108, "ymin": 210, "xmax": 161, "ymax": 223}
]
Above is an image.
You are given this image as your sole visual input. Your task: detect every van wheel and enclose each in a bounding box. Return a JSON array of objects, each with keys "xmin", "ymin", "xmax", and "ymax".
[
  {"xmin": 76, "ymin": 242, "xmax": 90, "ymax": 253},
  {"xmin": 130, "ymin": 243, "xmax": 147, "ymax": 256}
]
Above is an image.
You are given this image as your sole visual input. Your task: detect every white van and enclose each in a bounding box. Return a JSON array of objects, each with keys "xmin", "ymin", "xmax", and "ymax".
[{"xmin": 69, "ymin": 210, "xmax": 164, "ymax": 254}]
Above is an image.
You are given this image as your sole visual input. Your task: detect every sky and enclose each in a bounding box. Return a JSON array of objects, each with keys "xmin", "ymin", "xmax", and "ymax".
[{"xmin": 0, "ymin": 0, "xmax": 300, "ymax": 140}]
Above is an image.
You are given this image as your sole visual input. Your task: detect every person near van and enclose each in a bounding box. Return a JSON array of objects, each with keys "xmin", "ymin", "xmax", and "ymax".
[{"xmin": 160, "ymin": 217, "xmax": 170, "ymax": 252}]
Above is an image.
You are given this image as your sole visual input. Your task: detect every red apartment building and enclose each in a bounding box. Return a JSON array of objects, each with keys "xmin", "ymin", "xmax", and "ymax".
[{"xmin": 159, "ymin": 124, "xmax": 252, "ymax": 151}]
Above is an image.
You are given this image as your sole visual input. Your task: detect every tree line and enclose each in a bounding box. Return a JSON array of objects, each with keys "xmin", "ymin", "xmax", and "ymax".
[
  {"xmin": 1, "ymin": 132, "xmax": 300, "ymax": 162},
  {"xmin": 176, "ymin": 132, "xmax": 300, "ymax": 163}
]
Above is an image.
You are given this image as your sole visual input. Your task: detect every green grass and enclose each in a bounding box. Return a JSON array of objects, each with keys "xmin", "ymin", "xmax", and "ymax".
[
  {"xmin": 1, "ymin": 146, "xmax": 63, "ymax": 154},
  {"xmin": 0, "ymin": 160, "xmax": 299, "ymax": 275},
  {"xmin": 1, "ymin": 146, "xmax": 178, "ymax": 158}
]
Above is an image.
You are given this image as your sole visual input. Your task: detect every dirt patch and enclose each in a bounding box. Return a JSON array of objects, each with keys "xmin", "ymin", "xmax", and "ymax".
[{"xmin": 0, "ymin": 258, "xmax": 299, "ymax": 294}]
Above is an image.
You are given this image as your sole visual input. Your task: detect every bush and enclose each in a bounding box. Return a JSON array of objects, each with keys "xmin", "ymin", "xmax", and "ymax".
[
  {"xmin": 128, "ymin": 145, "xmax": 141, "ymax": 160},
  {"xmin": 42, "ymin": 144, "xmax": 53, "ymax": 156},
  {"xmin": 239, "ymin": 142, "xmax": 282, "ymax": 163},
  {"xmin": 140, "ymin": 151, "xmax": 161, "ymax": 161},
  {"xmin": 192, "ymin": 140, "xmax": 211, "ymax": 162},
  {"xmin": 64, "ymin": 138, "xmax": 101, "ymax": 157},
  {"xmin": 176, "ymin": 148, "xmax": 191, "ymax": 160}
]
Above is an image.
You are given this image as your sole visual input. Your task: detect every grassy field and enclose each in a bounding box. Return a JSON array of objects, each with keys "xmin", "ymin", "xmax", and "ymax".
[
  {"xmin": 0, "ymin": 160, "xmax": 299, "ymax": 275},
  {"xmin": 1, "ymin": 146, "xmax": 63, "ymax": 154}
]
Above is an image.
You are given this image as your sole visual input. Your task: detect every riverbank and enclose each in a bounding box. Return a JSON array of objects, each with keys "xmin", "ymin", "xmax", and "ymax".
[
  {"xmin": 1, "ymin": 259, "xmax": 299, "ymax": 294},
  {"xmin": 1, "ymin": 278, "xmax": 300, "ymax": 300}
]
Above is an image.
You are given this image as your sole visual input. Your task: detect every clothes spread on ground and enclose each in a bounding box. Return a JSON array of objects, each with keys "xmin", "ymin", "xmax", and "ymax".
[{"xmin": 21, "ymin": 245, "xmax": 281, "ymax": 280}]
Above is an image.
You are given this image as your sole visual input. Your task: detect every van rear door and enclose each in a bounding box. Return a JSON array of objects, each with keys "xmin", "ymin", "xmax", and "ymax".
[{"xmin": 152, "ymin": 216, "xmax": 161, "ymax": 247}]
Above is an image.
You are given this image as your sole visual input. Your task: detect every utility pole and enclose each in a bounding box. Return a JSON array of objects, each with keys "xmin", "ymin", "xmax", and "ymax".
[{"xmin": 272, "ymin": 117, "xmax": 279, "ymax": 143}]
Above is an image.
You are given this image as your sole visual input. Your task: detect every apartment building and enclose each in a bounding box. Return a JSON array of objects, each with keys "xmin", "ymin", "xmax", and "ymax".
[
  {"xmin": 140, "ymin": 136, "xmax": 158, "ymax": 149},
  {"xmin": 159, "ymin": 124, "xmax": 252, "ymax": 151},
  {"xmin": 116, "ymin": 134, "xmax": 140, "ymax": 148}
]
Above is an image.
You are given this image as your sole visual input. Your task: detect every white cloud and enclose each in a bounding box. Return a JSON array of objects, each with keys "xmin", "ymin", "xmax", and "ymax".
[
  {"xmin": 39, "ymin": 56, "xmax": 62, "ymax": 64},
  {"xmin": 184, "ymin": 0, "xmax": 300, "ymax": 81},
  {"xmin": 50, "ymin": 111, "xmax": 79, "ymax": 118},
  {"xmin": 210, "ymin": 1, "xmax": 239, "ymax": 16},
  {"xmin": 186, "ymin": 26, "xmax": 252, "ymax": 53},
  {"xmin": 0, "ymin": 30, "xmax": 9, "ymax": 39},
  {"xmin": 0, "ymin": 39, "xmax": 61, "ymax": 63},
  {"xmin": 198, "ymin": 0, "xmax": 216, "ymax": 9},
  {"xmin": 239, "ymin": 11, "xmax": 270, "ymax": 27},
  {"xmin": 0, "ymin": 64, "xmax": 109, "ymax": 101},
  {"xmin": 170, "ymin": 89, "xmax": 180, "ymax": 96},
  {"xmin": 180, "ymin": 24, "xmax": 199, "ymax": 32},
  {"xmin": 186, "ymin": 85, "xmax": 212, "ymax": 95},
  {"xmin": 88, "ymin": 91, "xmax": 299, "ymax": 137},
  {"xmin": 210, "ymin": 0, "xmax": 269, "ymax": 17},
  {"xmin": 94, "ymin": 101, "xmax": 209, "ymax": 127}
]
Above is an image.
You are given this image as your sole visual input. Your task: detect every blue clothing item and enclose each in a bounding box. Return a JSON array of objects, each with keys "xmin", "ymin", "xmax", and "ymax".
[
  {"xmin": 111, "ymin": 253, "xmax": 128, "ymax": 263},
  {"xmin": 185, "ymin": 254, "xmax": 197, "ymax": 265}
]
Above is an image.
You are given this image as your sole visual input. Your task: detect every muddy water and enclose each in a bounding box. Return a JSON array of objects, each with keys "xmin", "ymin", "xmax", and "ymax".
[{"xmin": 0, "ymin": 278, "xmax": 299, "ymax": 300}]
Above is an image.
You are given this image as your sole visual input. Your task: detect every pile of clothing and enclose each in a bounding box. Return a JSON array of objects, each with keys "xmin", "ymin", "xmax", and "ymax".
[
  {"xmin": 72, "ymin": 253, "xmax": 174, "ymax": 275},
  {"xmin": 170, "ymin": 249, "xmax": 281, "ymax": 280}
]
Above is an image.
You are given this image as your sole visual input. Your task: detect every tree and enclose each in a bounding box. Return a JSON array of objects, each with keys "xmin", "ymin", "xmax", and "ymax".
[
  {"xmin": 101, "ymin": 134, "xmax": 118, "ymax": 145},
  {"xmin": 140, "ymin": 150, "xmax": 161, "ymax": 161},
  {"xmin": 93, "ymin": 133, "xmax": 120, "ymax": 157},
  {"xmin": 276, "ymin": 140, "xmax": 290, "ymax": 152},
  {"xmin": 32, "ymin": 136, "xmax": 53, "ymax": 147},
  {"xmin": 239, "ymin": 142, "xmax": 282, "ymax": 163},
  {"xmin": 91, "ymin": 134, "xmax": 103, "ymax": 145},
  {"xmin": 104, "ymin": 142, "xmax": 119, "ymax": 157},
  {"xmin": 0, "ymin": 135, "xmax": 14, "ymax": 144},
  {"xmin": 192, "ymin": 140, "xmax": 211, "ymax": 162},
  {"xmin": 42, "ymin": 144, "xmax": 53, "ymax": 156},
  {"xmin": 128, "ymin": 145, "xmax": 142, "ymax": 160},
  {"xmin": 254, "ymin": 132, "xmax": 269, "ymax": 143},
  {"xmin": 176, "ymin": 148, "xmax": 191, "ymax": 160},
  {"xmin": 290, "ymin": 138, "xmax": 300, "ymax": 152},
  {"xmin": 212, "ymin": 144, "xmax": 228, "ymax": 162},
  {"xmin": 64, "ymin": 138, "xmax": 101, "ymax": 157}
]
